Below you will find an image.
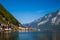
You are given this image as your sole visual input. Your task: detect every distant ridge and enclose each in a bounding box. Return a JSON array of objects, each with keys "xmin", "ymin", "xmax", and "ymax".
[{"xmin": 24, "ymin": 10, "xmax": 60, "ymax": 30}]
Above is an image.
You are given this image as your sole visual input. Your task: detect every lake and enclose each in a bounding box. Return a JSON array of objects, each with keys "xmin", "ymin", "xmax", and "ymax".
[{"xmin": 0, "ymin": 31, "xmax": 59, "ymax": 40}]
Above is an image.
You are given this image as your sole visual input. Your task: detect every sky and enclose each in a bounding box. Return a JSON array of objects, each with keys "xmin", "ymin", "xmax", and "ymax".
[{"xmin": 0, "ymin": 0, "xmax": 60, "ymax": 24}]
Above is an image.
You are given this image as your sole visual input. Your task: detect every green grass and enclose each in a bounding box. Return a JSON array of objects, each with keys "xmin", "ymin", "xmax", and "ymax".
[{"xmin": 0, "ymin": 4, "xmax": 23, "ymax": 27}]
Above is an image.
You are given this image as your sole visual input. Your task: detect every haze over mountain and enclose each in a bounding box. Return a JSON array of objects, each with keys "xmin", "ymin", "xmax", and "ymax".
[
  {"xmin": 24, "ymin": 10, "xmax": 60, "ymax": 30},
  {"xmin": 0, "ymin": 4, "xmax": 22, "ymax": 27}
]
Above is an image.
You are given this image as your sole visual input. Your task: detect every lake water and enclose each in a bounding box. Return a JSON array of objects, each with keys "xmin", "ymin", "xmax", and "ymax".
[{"xmin": 0, "ymin": 31, "xmax": 58, "ymax": 40}]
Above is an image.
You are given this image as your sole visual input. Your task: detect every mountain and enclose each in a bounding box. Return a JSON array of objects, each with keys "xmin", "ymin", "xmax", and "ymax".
[
  {"xmin": 0, "ymin": 4, "xmax": 23, "ymax": 27},
  {"xmin": 24, "ymin": 10, "xmax": 60, "ymax": 30}
]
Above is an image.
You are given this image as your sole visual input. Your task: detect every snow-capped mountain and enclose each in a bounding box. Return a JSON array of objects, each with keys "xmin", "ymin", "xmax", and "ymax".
[
  {"xmin": 24, "ymin": 10, "xmax": 60, "ymax": 30},
  {"xmin": 38, "ymin": 10, "xmax": 60, "ymax": 25}
]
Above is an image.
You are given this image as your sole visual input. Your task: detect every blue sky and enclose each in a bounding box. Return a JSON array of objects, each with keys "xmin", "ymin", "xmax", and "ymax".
[{"xmin": 0, "ymin": 0, "xmax": 60, "ymax": 24}]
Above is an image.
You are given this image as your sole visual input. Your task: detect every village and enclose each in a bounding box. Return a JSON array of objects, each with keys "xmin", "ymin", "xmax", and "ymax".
[{"xmin": 0, "ymin": 22, "xmax": 40, "ymax": 32}]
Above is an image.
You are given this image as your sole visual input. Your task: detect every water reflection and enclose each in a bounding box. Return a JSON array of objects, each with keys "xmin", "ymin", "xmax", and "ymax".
[
  {"xmin": 0, "ymin": 31, "xmax": 58, "ymax": 40},
  {"xmin": 0, "ymin": 31, "xmax": 18, "ymax": 40},
  {"xmin": 15, "ymin": 31, "xmax": 52, "ymax": 40}
]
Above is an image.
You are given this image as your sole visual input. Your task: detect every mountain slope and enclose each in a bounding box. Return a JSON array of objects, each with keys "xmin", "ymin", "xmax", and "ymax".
[
  {"xmin": 24, "ymin": 10, "xmax": 60, "ymax": 30},
  {"xmin": 0, "ymin": 4, "xmax": 22, "ymax": 26}
]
